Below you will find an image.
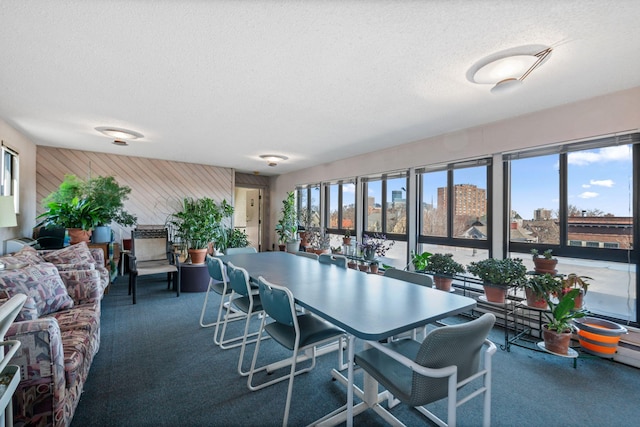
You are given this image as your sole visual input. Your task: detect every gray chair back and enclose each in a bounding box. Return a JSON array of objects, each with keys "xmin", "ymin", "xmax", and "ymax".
[
  {"xmin": 410, "ymin": 313, "xmax": 495, "ymax": 406},
  {"xmin": 227, "ymin": 262, "xmax": 251, "ymax": 297},
  {"xmin": 206, "ymin": 256, "xmax": 226, "ymax": 282},
  {"xmin": 295, "ymin": 251, "xmax": 319, "ymax": 260},
  {"xmin": 224, "ymin": 247, "xmax": 258, "ymax": 255},
  {"xmin": 384, "ymin": 268, "xmax": 433, "ymax": 287},
  {"xmin": 318, "ymin": 253, "xmax": 347, "ymax": 268}
]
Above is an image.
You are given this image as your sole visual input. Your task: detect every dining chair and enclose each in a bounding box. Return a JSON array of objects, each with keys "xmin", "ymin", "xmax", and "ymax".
[
  {"xmin": 200, "ymin": 256, "xmax": 245, "ymax": 346},
  {"xmin": 318, "ymin": 253, "xmax": 347, "ymax": 268},
  {"xmin": 218, "ymin": 262, "xmax": 266, "ymax": 375},
  {"xmin": 294, "ymin": 251, "xmax": 319, "ymax": 260},
  {"xmin": 383, "ymin": 268, "xmax": 435, "ymax": 340},
  {"xmin": 248, "ymin": 276, "xmax": 346, "ymax": 427},
  {"xmin": 354, "ymin": 313, "xmax": 497, "ymax": 427},
  {"xmin": 129, "ymin": 228, "xmax": 180, "ymax": 304},
  {"xmin": 224, "ymin": 247, "xmax": 258, "ymax": 255}
]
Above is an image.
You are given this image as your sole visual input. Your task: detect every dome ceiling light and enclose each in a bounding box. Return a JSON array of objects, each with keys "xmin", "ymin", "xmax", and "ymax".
[
  {"xmin": 259, "ymin": 154, "xmax": 288, "ymax": 167},
  {"xmin": 95, "ymin": 126, "xmax": 144, "ymax": 140},
  {"xmin": 470, "ymin": 46, "xmax": 553, "ymax": 94}
]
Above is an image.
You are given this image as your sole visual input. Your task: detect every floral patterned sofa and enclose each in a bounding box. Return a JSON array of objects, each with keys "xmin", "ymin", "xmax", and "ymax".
[{"xmin": 0, "ymin": 243, "xmax": 108, "ymax": 427}]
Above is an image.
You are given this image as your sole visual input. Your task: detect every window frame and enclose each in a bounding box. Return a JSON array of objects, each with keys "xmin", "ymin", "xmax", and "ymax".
[{"xmin": 1, "ymin": 143, "xmax": 19, "ymax": 213}]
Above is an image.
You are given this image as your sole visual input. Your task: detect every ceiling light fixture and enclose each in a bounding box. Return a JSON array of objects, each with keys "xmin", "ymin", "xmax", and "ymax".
[
  {"xmin": 95, "ymin": 126, "xmax": 144, "ymax": 140},
  {"xmin": 470, "ymin": 46, "xmax": 553, "ymax": 94},
  {"xmin": 259, "ymin": 154, "xmax": 288, "ymax": 167},
  {"xmin": 112, "ymin": 139, "xmax": 129, "ymax": 146}
]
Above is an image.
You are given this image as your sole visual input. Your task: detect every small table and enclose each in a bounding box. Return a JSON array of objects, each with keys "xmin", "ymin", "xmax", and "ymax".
[{"xmin": 179, "ymin": 263, "xmax": 210, "ymax": 292}]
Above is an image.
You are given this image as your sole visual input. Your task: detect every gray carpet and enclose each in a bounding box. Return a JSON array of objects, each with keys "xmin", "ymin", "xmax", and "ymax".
[{"xmin": 71, "ymin": 275, "xmax": 640, "ymax": 426}]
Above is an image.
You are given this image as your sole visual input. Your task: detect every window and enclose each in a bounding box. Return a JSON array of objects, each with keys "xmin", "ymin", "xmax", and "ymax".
[
  {"xmin": 325, "ymin": 181, "xmax": 356, "ymax": 233},
  {"xmin": 418, "ymin": 160, "xmax": 491, "ymax": 252},
  {"xmin": 0, "ymin": 144, "xmax": 19, "ymax": 212},
  {"xmin": 297, "ymin": 185, "xmax": 320, "ymax": 229}
]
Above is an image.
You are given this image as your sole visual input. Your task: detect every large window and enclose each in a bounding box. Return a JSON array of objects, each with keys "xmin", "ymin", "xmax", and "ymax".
[
  {"xmin": 325, "ymin": 181, "xmax": 356, "ymax": 249},
  {"xmin": 296, "ymin": 185, "xmax": 320, "ymax": 229},
  {"xmin": 507, "ymin": 133, "xmax": 639, "ymax": 323},
  {"xmin": 1, "ymin": 144, "xmax": 19, "ymax": 212}
]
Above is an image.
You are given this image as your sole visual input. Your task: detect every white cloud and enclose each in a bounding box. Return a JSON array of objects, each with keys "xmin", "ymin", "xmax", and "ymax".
[
  {"xmin": 578, "ymin": 191, "xmax": 599, "ymax": 199},
  {"xmin": 590, "ymin": 179, "xmax": 614, "ymax": 187},
  {"xmin": 568, "ymin": 145, "xmax": 631, "ymax": 166},
  {"xmin": 582, "ymin": 184, "xmax": 590, "ymax": 188}
]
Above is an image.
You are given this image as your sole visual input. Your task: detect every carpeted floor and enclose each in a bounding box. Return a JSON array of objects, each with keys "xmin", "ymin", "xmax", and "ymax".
[{"xmin": 71, "ymin": 275, "xmax": 640, "ymax": 426}]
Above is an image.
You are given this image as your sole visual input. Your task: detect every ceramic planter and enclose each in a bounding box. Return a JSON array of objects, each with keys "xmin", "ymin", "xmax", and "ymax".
[
  {"xmin": 434, "ymin": 276, "xmax": 453, "ymax": 292},
  {"xmin": 533, "ymin": 258, "xmax": 558, "ymax": 274},
  {"xmin": 542, "ymin": 326, "xmax": 572, "ymax": 355},
  {"xmin": 483, "ymin": 283, "xmax": 507, "ymax": 303},
  {"xmin": 188, "ymin": 248, "xmax": 208, "ymax": 265},
  {"xmin": 68, "ymin": 228, "xmax": 92, "ymax": 245},
  {"xmin": 524, "ymin": 288, "xmax": 548, "ymax": 309}
]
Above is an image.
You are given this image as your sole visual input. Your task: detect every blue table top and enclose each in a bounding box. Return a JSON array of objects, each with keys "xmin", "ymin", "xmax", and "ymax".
[{"xmin": 219, "ymin": 252, "xmax": 476, "ymax": 341}]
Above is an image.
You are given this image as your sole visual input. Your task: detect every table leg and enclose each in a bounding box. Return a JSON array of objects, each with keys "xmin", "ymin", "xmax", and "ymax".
[{"xmin": 346, "ymin": 334, "xmax": 355, "ymax": 427}]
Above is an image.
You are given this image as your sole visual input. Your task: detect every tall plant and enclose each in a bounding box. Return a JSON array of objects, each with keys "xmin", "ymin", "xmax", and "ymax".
[
  {"xmin": 171, "ymin": 197, "xmax": 233, "ymax": 250},
  {"xmin": 275, "ymin": 191, "xmax": 297, "ymax": 244}
]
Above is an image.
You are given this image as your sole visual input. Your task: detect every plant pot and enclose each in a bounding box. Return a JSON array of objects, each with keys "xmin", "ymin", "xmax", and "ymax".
[
  {"xmin": 524, "ymin": 288, "xmax": 548, "ymax": 309},
  {"xmin": 363, "ymin": 248, "xmax": 376, "ymax": 261},
  {"xmin": 482, "ymin": 283, "xmax": 507, "ymax": 303},
  {"xmin": 313, "ymin": 249, "xmax": 330, "ymax": 255},
  {"xmin": 299, "ymin": 231, "xmax": 309, "ymax": 247},
  {"xmin": 542, "ymin": 325, "xmax": 572, "ymax": 355},
  {"xmin": 343, "ymin": 237, "xmax": 351, "ymax": 245},
  {"xmin": 533, "ymin": 258, "xmax": 558, "ymax": 274},
  {"xmin": 68, "ymin": 228, "xmax": 92, "ymax": 245},
  {"xmin": 574, "ymin": 317, "xmax": 628, "ymax": 358},
  {"xmin": 91, "ymin": 225, "xmax": 112, "ymax": 243},
  {"xmin": 286, "ymin": 240, "xmax": 300, "ymax": 253},
  {"xmin": 369, "ymin": 264, "xmax": 379, "ymax": 274},
  {"xmin": 278, "ymin": 244, "xmax": 286, "ymax": 251},
  {"xmin": 434, "ymin": 276, "xmax": 453, "ymax": 292},
  {"xmin": 358, "ymin": 264, "xmax": 369, "ymax": 272},
  {"xmin": 348, "ymin": 261, "xmax": 357, "ymax": 270},
  {"xmin": 188, "ymin": 248, "xmax": 208, "ymax": 265}
]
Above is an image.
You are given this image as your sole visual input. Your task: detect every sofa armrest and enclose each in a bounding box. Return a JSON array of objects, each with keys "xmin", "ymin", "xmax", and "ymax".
[
  {"xmin": 7, "ymin": 318, "xmax": 66, "ymax": 392},
  {"xmin": 57, "ymin": 269, "xmax": 103, "ymax": 303}
]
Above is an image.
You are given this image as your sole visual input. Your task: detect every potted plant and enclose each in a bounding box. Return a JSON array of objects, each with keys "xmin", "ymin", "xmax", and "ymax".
[
  {"xmin": 275, "ymin": 191, "xmax": 299, "ymax": 253},
  {"xmin": 467, "ymin": 257, "xmax": 527, "ymax": 303},
  {"xmin": 410, "ymin": 251, "xmax": 432, "ymax": 272},
  {"xmin": 307, "ymin": 228, "xmax": 331, "ymax": 255},
  {"xmin": 358, "ymin": 260, "xmax": 369, "ymax": 272},
  {"xmin": 170, "ymin": 197, "xmax": 233, "ymax": 264},
  {"xmin": 358, "ymin": 233, "xmax": 395, "ymax": 261},
  {"xmin": 542, "ymin": 288, "xmax": 586, "ymax": 355},
  {"xmin": 369, "ymin": 260, "xmax": 380, "ymax": 274},
  {"xmin": 521, "ymin": 273, "xmax": 561, "ymax": 309},
  {"xmin": 531, "ymin": 249, "xmax": 558, "ymax": 274},
  {"xmin": 560, "ymin": 273, "xmax": 592, "ymax": 309},
  {"xmin": 85, "ymin": 176, "xmax": 137, "ymax": 242},
  {"xmin": 331, "ymin": 246, "xmax": 342, "ymax": 254},
  {"xmin": 218, "ymin": 227, "xmax": 250, "ymax": 253},
  {"xmin": 37, "ymin": 197, "xmax": 100, "ymax": 244},
  {"xmin": 425, "ymin": 253, "xmax": 465, "ymax": 292},
  {"xmin": 342, "ymin": 229, "xmax": 352, "ymax": 245}
]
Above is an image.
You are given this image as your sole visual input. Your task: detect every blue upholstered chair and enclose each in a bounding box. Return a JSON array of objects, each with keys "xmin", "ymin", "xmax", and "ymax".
[
  {"xmin": 383, "ymin": 268, "xmax": 433, "ymax": 287},
  {"xmin": 318, "ymin": 253, "xmax": 347, "ymax": 268},
  {"xmin": 354, "ymin": 313, "xmax": 497, "ymax": 427},
  {"xmin": 218, "ymin": 262, "xmax": 265, "ymax": 375},
  {"xmin": 294, "ymin": 251, "xmax": 318, "ymax": 260},
  {"xmin": 248, "ymin": 276, "xmax": 346, "ymax": 427}
]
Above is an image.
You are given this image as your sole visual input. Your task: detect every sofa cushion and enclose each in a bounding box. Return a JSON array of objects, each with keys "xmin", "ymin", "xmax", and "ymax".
[
  {"xmin": 0, "ymin": 245, "xmax": 44, "ymax": 268},
  {"xmin": 0, "ymin": 262, "xmax": 74, "ymax": 318},
  {"xmin": 42, "ymin": 242, "xmax": 96, "ymax": 266}
]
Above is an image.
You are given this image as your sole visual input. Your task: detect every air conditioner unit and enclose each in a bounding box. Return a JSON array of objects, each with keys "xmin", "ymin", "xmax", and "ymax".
[{"xmin": 3, "ymin": 237, "xmax": 37, "ymax": 254}]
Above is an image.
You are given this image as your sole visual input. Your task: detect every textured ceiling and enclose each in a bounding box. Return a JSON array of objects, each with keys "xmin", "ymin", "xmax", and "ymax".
[{"xmin": 1, "ymin": 1, "xmax": 639, "ymax": 175}]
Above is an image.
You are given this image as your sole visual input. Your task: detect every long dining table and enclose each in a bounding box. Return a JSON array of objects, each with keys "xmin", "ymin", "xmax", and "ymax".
[{"xmin": 218, "ymin": 251, "xmax": 476, "ymax": 426}]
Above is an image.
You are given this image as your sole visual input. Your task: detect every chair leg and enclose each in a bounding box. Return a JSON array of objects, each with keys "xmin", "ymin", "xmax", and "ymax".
[
  {"xmin": 175, "ymin": 269, "xmax": 180, "ymax": 297},
  {"xmin": 131, "ymin": 273, "xmax": 137, "ymax": 304}
]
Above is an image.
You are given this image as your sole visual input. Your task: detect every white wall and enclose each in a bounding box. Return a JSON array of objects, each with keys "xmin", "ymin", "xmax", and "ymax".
[
  {"xmin": 270, "ymin": 86, "xmax": 640, "ymax": 250},
  {"xmin": 0, "ymin": 119, "xmax": 37, "ymax": 254}
]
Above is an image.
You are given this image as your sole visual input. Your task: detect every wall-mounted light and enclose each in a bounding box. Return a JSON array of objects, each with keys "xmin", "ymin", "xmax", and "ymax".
[
  {"xmin": 259, "ymin": 154, "xmax": 288, "ymax": 167},
  {"xmin": 95, "ymin": 126, "xmax": 144, "ymax": 140}
]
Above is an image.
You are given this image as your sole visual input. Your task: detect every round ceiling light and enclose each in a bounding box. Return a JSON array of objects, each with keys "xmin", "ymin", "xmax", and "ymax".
[
  {"xmin": 95, "ymin": 126, "xmax": 144, "ymax": 140},
  {"xmin": 259, "ymin": 154, "xmax": 288, "ymax": 167},
  {"xmin": 473, "ymin": 55, "xmax": 538, "ymax": 84}
]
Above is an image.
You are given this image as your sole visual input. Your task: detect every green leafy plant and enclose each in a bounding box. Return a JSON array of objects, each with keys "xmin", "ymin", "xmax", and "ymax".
[
  {"xmin": 217, "ymin": 227, "xmax": 250, "ymax": 252},
  {"xmin": 170, "ymin": 197, "xmax": 233, "ymax": 249},
  {"xmin": 522, "ymin": 273, "xmax": 561, "ymax": 299},
  {"xmin": 561, "ymin": 273, "xmax": 592, "ymax": 295},
  {"xmin": 37, "ymin": 197, "xmax": 100, "ymax": 230},
  {"xmin": 410, "ymin": 251, "xmax": 432, "ymax": 271},
  {"xmin": 275, "ymin": 191, "xmax": 298, "ymax": 244},
  {"xmin": 531, "ymin": 248, "xmax": 555, "ymax": 260},
  {"xmin": 425, "ymin": 253, "xmax": 465, "ymax": 277},
  {"xmin": 467, "ymin": 257, "xmax": 527, "ymax": 287},
  {"xmin": 544, "ymin": 288, "xmax": 587, "ymax": 332}
]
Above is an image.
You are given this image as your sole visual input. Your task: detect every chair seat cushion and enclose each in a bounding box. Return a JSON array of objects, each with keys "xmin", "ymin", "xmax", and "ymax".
[
  {"xmin": 265, "ymin": 313, "xmax": 343, "ymax": 351},
  {"xmin": 355, "ymin": 339, "xmax": 421, "ymax": 404},
  {"xmin": 232, "ymin": 295, "xmax": 263, "ymax": 314},
  {"xmin": 136, "ymin": 260, "xmax": 178, "ymax": 276}
]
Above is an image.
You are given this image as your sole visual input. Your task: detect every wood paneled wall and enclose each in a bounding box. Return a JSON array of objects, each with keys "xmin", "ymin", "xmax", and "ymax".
[{"xmin": 36, "ymin": 146, "xmax": 233, "ymax": 240}]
